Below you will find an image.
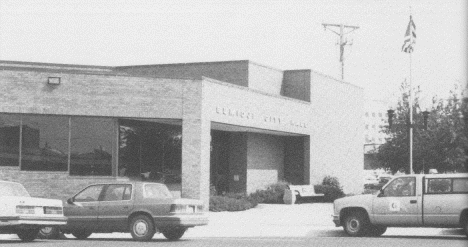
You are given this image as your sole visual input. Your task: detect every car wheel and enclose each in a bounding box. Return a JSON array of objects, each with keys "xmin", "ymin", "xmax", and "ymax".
[
  {"xmin": 162, "ymin": 228, "xmax": 186, "ymax": 241},
  {"xmin": 343, "ymin": 212, "xmax": 369, "ymax": 237},
  {"xmin": 38, "ymin": 226, "xmax": 61, "ymax": 239},
  {"xmin": 71, "ymin": 230, "xmax": 92, "ymax": 240},
  {"xmin": 367, "ymin": 225, "xmax": 387, "ymax": 237},
  {"xmin": 17, "ymin": 228, "xmax": 40, "ymax": 242},
  {"xmin": 129, "ymin": 215, "xmax": 156, "ymax": 241}
]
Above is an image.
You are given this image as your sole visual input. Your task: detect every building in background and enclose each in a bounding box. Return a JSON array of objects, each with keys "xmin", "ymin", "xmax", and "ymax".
[
  {"xmin": 0, "ymin": 60, "xmax": 364, "ymax": 206},
  {"xmin": 364, "ymin": 99, "xmax": 388, "ymax": 170}
]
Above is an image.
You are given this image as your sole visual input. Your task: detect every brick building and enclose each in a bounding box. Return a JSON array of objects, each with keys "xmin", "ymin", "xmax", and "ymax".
[{"xmin": 0, "ymin": 60, "xmax": 364, "ymax": 206}]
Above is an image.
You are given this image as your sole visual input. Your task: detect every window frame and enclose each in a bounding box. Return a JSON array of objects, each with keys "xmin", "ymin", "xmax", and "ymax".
[
  {"xmin": 425, "ymin": 177, "xmax": 468, "ymax": 194},
  {"xmin": 101, "ymin": 184, "xmax": 133, "ymax": 201}
]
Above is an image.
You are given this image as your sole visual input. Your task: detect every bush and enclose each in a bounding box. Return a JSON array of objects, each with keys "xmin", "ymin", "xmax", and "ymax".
[
  {"xmin": 314, "ymin": 185, "xmax": 345, "ymax": 202},
  {"xmin": 249, "ymin": 181, "xmax": 289, "ymax": 204},
  {"xmin": 209, "ymin": 193, "xmax": 258, "ymax": 212},
  {"xmin": 322, "ymin": 176, "xmax": 341, "ymax": 188}
]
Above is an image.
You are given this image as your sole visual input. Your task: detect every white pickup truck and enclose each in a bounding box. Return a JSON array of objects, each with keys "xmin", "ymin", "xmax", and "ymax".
[{"xmin": 332, "ymin": 173, "xmax": 468, "ymax": 237}]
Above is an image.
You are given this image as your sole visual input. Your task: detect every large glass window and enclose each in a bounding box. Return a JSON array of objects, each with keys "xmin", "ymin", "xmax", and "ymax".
[
  {"xmin": 427, "ymin": 178, "xmax": 452, "ymax": 194},
  {"xmin": 21, "ymin": 115, "xmax": 69, "ymax": 171},
  {"xmin": 73, "ymin": 185, "xmax": 104, "ymax": 202},
  {"xmin": 0, "ymin": 114, "xmax": 21, "ymax": 166},
  {"xmin": 70, "ymin": 117, "xmax": 113, "ymax": 176},
  {"xmin": 453, "ymin": 178, "xmax": 468, "ymax": 193}
]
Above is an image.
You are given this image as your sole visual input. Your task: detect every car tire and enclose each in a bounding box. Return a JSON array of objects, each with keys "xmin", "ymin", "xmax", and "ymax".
[
  {"xmin": 17, "ymin": 228, "xmax": 40, "ymax": 242},
  {"xmin": 367, "ymin": 225, "xmax": 387, "ymax": 237},
  {"xmin": 129, "ymin": 215, "xmax": 156, "ymax": 241},
  {"xmin": 71, "ymin": 230, "xmax": 92, "ymax": 240},
  {"xmin": 38, "ymin": 226, "xmax": 61, "ymax": 239},
  {"xmin": 343, "ymin": 211, "xmax": 369, "ymax": 237},
  {"xmin": 162, "ymin": 228, "xmax": 186, "ymax": 241}
]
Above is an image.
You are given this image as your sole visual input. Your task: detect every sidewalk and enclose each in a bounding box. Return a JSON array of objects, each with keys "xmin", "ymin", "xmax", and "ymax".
[{"xmin": 1, "ymin": 203, "xmax": 465, "ymax": 240}]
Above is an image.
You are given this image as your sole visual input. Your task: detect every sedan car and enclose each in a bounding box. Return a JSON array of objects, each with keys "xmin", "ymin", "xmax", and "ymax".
[
  {"xmin": 0, "ymin": 180, "xmax": 67, "ymax": 242},
  {"xmin": 55, "ymin": 181, "xmax": 208, "ymax": 241}
]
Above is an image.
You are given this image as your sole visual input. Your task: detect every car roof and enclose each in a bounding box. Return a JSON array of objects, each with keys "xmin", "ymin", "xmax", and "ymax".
[{"xmin": 84, "ymin": 180, "xmax": 166, "ymax": 187}]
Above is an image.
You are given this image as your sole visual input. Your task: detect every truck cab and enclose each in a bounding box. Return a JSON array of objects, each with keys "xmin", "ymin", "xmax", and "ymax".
[{"xmin": 332, "ymin": 173, "xmax": 468, "ymax": 237}]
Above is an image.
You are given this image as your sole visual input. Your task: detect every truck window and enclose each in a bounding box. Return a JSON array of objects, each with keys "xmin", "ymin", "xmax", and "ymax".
[
  {"xmin": 383, "ymin": 177, "xmax": 415, "ymax": 197},
  {"xmin": 427, "ymin": 178, "xmax": 452, "ymax": 194},
  {"xmin": 452, "ymin": 178, "xmax": 468, "ymax": 193}
]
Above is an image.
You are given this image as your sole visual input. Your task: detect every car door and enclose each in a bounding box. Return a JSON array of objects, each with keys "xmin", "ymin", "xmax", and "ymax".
[
  {"xmin": 65, "ymin": 184, "xmax": 105, "ymax": 230},
  {"xmin": 372, "ymin": 176, "xmax": 421, "ymax": 226},
  {"xmin": 98, "ymin": 184, "xmax": 134, "ymax": 231}
]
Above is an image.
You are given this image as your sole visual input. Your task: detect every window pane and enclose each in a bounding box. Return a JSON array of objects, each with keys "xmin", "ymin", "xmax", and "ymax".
[
  {"xmin": 21, "ymin": 115, "xmax": 69, "ymax": 171},
  {"xmin": 0, "ymin": 114, "xmax": 21, "ymax": 166},
  {"xmin": 453, "ymin": 178, "xmax": 468, "ymax": 193},
  {"xmin": 384, "ymin": 177, "xmax": 415, "ymax": 197},
  {"xmin": 143, "ymin": 184, "xmax": 172, "ymax": 199},
  {"xmin": 74, "ymin": 185, "xmax": 104, "ymax": 202},
  {"xmin": 70, "ymin": 117, "xmax": 113, "ymax": 176},
  {"xmin": 102, "ymin": 184, "xmax": 132, "ymax": 201},
  {"xmin": 427, "ymin": 179, "xmax": 452, "ymax": 193}
]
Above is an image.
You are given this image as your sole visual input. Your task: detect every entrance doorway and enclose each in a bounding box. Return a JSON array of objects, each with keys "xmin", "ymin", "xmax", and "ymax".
[
  {"xmin": 118, "ymin": 119, "xmax": 182, "ymax": 184},
  {"xmin": 210, "ymin": 130, "xmax": 231, "ymax": 194}
]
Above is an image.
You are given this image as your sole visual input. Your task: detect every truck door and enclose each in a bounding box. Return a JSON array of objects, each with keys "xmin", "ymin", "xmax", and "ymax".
[{"xmin": 372, "ymin": 176, "xmax": 422, "ymax": 226}]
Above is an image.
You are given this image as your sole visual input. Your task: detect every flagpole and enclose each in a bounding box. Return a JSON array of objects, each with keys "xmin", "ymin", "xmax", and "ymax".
[
  {"xmin": 409, "ymin": 51, "xmax": 413, "ymax": 174},
  {"xmin": 409, "ymin": 7, "xmax": 413, "ymax": 174}
]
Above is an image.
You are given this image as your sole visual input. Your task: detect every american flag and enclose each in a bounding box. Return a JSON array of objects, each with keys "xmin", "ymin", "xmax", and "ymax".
[{"xmin": 402, "ymin": 15, "xmax": 416, "ymax": 53}]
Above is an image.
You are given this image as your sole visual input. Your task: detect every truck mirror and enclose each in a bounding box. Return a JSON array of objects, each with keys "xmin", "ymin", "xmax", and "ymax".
[
  {"xmin": 67, "ymin": 198, "xmax": 74, "ymax": 204},
  {"xmin": 377, "ymin": 189, "xmax": 385, "ymax": 197}
]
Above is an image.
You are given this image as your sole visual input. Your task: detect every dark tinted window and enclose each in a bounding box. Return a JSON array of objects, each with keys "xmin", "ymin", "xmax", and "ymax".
[
  {"xmin": 0, "ymin": 114, "xmax": 21, "ymax": 166},
  {"xmin": 427, "ymin": 178, "xmax": 452, "ymax": 194},
  {"xmin": 70, "ymin": 117, "xmax": 113, "ymax": 176},
  {"xmin": 21, "ymin": 115, "xmax": 69, "ymax": 171},
  {"xmin": 383, "ymin": 177, "xmax": 415, "ymax": 197}
]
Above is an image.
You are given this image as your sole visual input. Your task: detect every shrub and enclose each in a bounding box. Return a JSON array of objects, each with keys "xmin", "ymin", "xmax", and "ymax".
[
  {"xmin": 314, "ymin": 185, "xmax": 345, "ymax": 202},
  {"xmin": 209, "ymin": 193, "xmax": 258, "ymax": 212},
  {"xmin": 322, "ymin": 176, "xmax": 341, "ymax": 188},
  {"xmin": 249, "ymin": 181, "xmax": 289, "ymax": 204}
]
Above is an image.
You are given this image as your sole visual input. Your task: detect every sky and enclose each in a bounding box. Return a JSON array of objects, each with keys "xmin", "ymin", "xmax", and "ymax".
[{"xmin": 0, "ymin": 0, "xmax": 466, "ymax": 106}]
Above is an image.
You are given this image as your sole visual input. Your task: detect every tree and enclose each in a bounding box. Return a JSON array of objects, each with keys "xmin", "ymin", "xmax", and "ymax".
[{"xmin": 376, "ymin": 81, "xmax": 468, "ymax": 174}]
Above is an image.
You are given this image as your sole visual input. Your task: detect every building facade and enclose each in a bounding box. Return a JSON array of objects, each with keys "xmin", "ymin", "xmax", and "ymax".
[
  {"xmin": 363, "ymin": 99, "xmax": 389, "ymax": 169},
  {"xmin": 0, "ymin": 60, "xmax": 364, "ymax": 206}
]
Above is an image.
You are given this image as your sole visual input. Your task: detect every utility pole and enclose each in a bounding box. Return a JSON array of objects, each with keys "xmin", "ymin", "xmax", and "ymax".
[{"xmin": 322, "ymin": 23, "xmax": 360, "ymax": 80}]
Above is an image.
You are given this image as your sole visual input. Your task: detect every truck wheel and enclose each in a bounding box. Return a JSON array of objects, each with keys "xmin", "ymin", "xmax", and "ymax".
[
  {"xmin": 162, "ymin": 228, "xmax": 186, "ymax": 241},
  {"xmin": 368, "ymin": 225, "xmax": 387, "ymax": 236},
  {"xmin": 129, "ymin": 215, "xmax": 156, "ymax": 241},
  {"xmin": 71, "ymin": 230, "xmax": 92, "ymax": 240},
  {"xmin": 38, "ymin": 226, "xmax": 61, "ymax": 239},
  {"xmin": 343, "ymin": 212, "xmax": 369, "ymax": 237},
  {"xmin": 17, "ymin": 228, "xmax": 40, "ymax": 242}
]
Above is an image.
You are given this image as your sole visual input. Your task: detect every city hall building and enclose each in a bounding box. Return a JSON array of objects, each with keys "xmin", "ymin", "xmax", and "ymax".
[{"xmin": 0, "ymin": 60, "xmax": 364, "ymax": 205}]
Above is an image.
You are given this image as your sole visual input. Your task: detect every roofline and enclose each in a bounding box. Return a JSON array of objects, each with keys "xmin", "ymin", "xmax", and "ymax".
[{"xmin": 0, "ymin": 60, "xmax": 114, "ymax": 71}]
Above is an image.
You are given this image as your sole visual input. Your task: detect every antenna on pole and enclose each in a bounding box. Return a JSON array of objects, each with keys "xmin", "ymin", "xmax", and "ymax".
[{"xmin": 322, "ymin": 23, "xmax": 360, "ymax": 80}]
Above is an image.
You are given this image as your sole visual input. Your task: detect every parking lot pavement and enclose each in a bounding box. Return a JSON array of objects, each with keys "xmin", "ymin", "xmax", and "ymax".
[{"xmin": 1, "ymin": 203, "xmax": 465, "ymax": 240}]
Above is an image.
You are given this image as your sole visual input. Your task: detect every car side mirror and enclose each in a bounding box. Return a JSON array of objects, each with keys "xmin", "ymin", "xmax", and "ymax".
[{"xmin": 67, "ymin": 197, "xmax": 75, "ymax": 204}]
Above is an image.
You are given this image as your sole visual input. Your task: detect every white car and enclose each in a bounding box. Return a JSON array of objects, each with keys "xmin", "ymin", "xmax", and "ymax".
[{"xmin": 0, "ymin": 180, "xmax": 67, "ymax": 242}]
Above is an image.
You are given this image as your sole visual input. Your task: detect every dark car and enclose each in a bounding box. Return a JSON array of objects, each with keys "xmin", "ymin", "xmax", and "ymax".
[{"xmin": 41, "ymin": 181, "xmax": 208, "ymax": 241}]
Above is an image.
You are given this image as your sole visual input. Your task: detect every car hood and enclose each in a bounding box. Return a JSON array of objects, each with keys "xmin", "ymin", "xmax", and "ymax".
[
  {"xmin": 0, "ymin": 196, "xmax": 64, "ymax": 207},
  {"xmin": 334, "ymin": 194, "xmax": 374, "ymax": 211}
]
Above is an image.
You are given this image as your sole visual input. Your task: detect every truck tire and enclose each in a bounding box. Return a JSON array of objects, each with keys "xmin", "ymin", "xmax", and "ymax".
[
  {"xmin": 129, "ymin": 215, "xmax": 156, "ymax": 241},
  {"xmin": 17, "ymin": 228, "xmax": 40, "ymax": 242},
  {"xmin": 343, "ymin": 211, "xmax": 369, "ymax": 237}
]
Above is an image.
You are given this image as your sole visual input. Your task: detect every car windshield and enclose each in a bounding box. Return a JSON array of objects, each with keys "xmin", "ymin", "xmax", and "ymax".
[
  {"xmin": 0, "ymin": 181, "xmax": 30, "ymax": 197},
  {"xmin": 143, "ymin": 183, "xmax": 173, "ymax": 199}
]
